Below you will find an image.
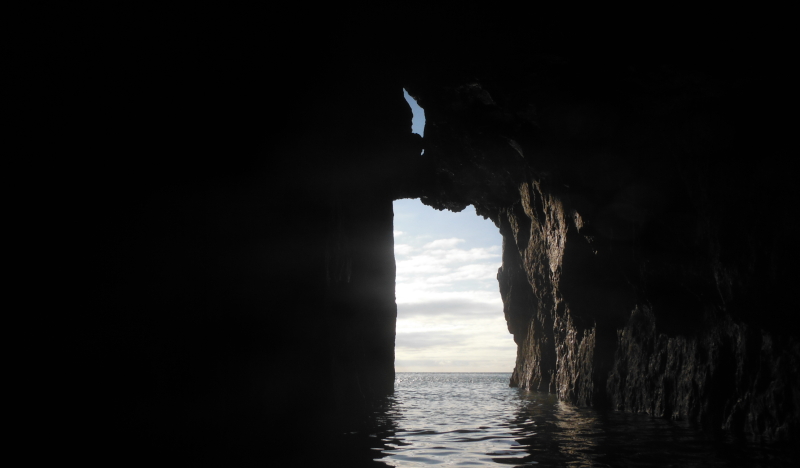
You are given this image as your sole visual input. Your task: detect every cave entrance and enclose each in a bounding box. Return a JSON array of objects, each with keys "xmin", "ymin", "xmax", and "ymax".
[
  {"xmin": 392, "ymin": 198, "xmax": 514, "ymax": 372},
  {"xmin": 394, "ymin": 90, "xmax": 515, "ymax": 373}
]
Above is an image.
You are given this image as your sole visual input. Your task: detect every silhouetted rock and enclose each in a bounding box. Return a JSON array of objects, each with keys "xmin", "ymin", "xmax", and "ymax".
[
  {"xmin": 400, "ymin": 15, "xmax": 799, "ymax": 443},
  {"xmin": 65, "ymin": 5, "xmax": 797, "ymax": 464}
]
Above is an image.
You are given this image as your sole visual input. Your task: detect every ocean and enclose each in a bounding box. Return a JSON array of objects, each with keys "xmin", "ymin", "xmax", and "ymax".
[{"xmin": 325, "ymin": 373, "xmax": 796, "ymax": 467}]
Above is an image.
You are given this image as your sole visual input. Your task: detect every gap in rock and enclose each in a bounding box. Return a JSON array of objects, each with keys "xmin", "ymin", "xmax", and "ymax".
[
  {"xmin": 392, "ymin": 199, "xmax": 514, "ymax": 372},
  {"xmin": 403, "ymin": 88, "xmax": 425, "ymax": 153}
]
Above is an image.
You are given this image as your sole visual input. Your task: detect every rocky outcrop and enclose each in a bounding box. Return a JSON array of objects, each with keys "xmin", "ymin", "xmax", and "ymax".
[
  {"xmin": 607, "ymin": 307, "xmax": 800, "ymax": 440},
  {"xmin": 402, "ymin": 34, "xmax": 799, "ymax": 440}
]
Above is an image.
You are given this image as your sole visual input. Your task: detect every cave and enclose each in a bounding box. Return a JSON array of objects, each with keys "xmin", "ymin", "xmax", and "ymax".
[{"xmin": 75, "ymin": 5, "xmax": 798, "ymax": 465}]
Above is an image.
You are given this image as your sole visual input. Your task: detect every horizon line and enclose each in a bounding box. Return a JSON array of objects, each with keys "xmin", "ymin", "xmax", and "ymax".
[{"xmin": 396, "ymin": 371, "xmax": 512, "ymax": 373}]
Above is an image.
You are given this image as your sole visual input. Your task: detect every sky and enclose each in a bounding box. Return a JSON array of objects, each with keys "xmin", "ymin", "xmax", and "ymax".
[{"xmin": 393, "ymin": 91, "xmax": 516, "ymax": 373}]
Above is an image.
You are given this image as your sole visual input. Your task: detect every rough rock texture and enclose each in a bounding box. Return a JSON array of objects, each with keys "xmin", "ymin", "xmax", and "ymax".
[
  {"xmin": 400, "ymin": 12, "xmax": 799, "ymax": 442},
  {"xmin": 607, "ymin": 307, "xmax": 800, "ymax": 439}
]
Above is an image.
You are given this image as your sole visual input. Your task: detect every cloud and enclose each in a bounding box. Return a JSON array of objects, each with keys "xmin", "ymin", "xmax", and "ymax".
[
  {"xmin": 423, "ymin": 238, "xmax": 464, "ymax": 249},
  {"xmin": 411, "ymin": 247, "xmax": 498, "ymax": 265},
  {"xmin": 392, "ymin": 199, "xmax": 513, "ymax": 371},
  {"xmin": 394, "ymin": 296, "xmax": 516, "ymax": 370},
  {"xmin": 394, "ymin": 244, "xmax": 414, "ymax": 256},
  {"xmin": 395, "ymin": 244, "xmax": 500, "ymax": 285},
  {"xmin": 395, "ymin": 330, "xmax": 470, "ymax": 349},
  {"xmin": 394, "ymin": 286, "xmax": 501, "ymax": 306},
  {"xmin": 397, "ymin": 299, "xmax": 501, "ymax": 318},
  {"xmin": 394, "ymin": 237, "xmax": 503, "ymax": 308},
  {"xmin": 394, "ymin": 359, "xmax": 515, "ymax": 373},
  {"xmin": 395, "ymin": 315, "xmax": 517, "ymax": 369},
  {"xmin": 442, "ymin": 262, "xmax": 499, "ymax": 281},
  {"xmin": 395, "ymin": 359, "xmax": 499, "ymax": 369}
]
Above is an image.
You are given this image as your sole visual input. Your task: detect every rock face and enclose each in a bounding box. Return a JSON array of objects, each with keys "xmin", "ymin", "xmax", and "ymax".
[
  {"xmin": 400, "ymin": 16, "xmax": 800, "ymax": 441},
  {"xmin": 71, "ymin": 5, "xmax": 797, "ymax": 462},
  {"xmin": 77, "ymin": 23, "xmax": 416, "ymax": 461}
]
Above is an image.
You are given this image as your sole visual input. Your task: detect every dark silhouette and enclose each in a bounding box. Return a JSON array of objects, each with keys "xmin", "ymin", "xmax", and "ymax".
[{"xmin": 54, "ymin": 4, "xmax": 797, "ymax": 465}]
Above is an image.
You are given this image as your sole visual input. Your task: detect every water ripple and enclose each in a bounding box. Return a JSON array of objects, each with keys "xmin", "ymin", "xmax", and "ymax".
[{"xmin": 329, "ymin": 373, "xmax": 797, "ymax": 467}]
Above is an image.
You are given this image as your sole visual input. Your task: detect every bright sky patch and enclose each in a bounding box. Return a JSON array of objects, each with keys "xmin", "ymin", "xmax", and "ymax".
[{"xmin": 393, "ymin": 199, "xmax": 516, "ymax": 372}]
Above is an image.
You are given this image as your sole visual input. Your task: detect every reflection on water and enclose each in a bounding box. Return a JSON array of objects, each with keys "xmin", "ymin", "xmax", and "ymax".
[{"xmin": 326, "ymin": 373, "xmax": 797, "ymax": 467}]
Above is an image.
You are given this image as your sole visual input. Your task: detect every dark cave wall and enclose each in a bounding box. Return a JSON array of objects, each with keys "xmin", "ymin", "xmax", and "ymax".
[
  {"xmin": 401, "ymin": 16, "xmax": 799, "ymax": 440},
  {"xmin": 79, "ymin": 22, "xmax": 413, "ymax": 459},
  {"xmin": 408, "ymin": 89, "xmax": 798, "ymax": 441},
  {"xmin": 69, "ymin": 6, "xmax": 800, "ymax": 462},
  {"xmin": 324, "ymin": 185, "xmax": 398, "ymax": 401}
]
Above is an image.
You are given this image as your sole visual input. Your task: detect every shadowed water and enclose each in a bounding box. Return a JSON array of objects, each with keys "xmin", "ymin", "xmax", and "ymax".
[{"xmin": 327, "ymin": 373, "xmax": 797, "ymax": 467}]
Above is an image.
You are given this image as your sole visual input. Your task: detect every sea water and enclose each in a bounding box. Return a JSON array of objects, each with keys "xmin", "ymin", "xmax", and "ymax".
[{"xmin": 328, "ymin": 373, "xmax": 796, "ymax": 467}]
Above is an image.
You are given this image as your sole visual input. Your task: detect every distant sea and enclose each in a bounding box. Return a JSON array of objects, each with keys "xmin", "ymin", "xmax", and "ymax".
[{"xmin": 325, "ymin": 373, "xmax": 797, "ymax": 467}]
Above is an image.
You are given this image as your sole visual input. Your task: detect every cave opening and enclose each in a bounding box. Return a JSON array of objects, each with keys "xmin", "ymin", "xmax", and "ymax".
[
  {"xmin": 393, "ymin": 89, "xmax": 514, "ymax": 372},
  {"xmin": 392, "ymin": 199, "xmax": 513, "ymax": 372},
  {"xmin": 403, "ymin": 88, "xmax": 425, "ymax": 140}
]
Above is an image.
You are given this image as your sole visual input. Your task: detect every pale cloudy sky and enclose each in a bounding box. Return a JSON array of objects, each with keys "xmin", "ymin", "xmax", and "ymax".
[{"xmin": 393, "ymin": 91, "xmax": 516, "ymax": 372}]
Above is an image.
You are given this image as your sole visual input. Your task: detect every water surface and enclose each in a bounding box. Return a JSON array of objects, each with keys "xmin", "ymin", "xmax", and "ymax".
[{"xmin": 329, "ymin": 373, "xmax": 796, "ymax": 467}]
